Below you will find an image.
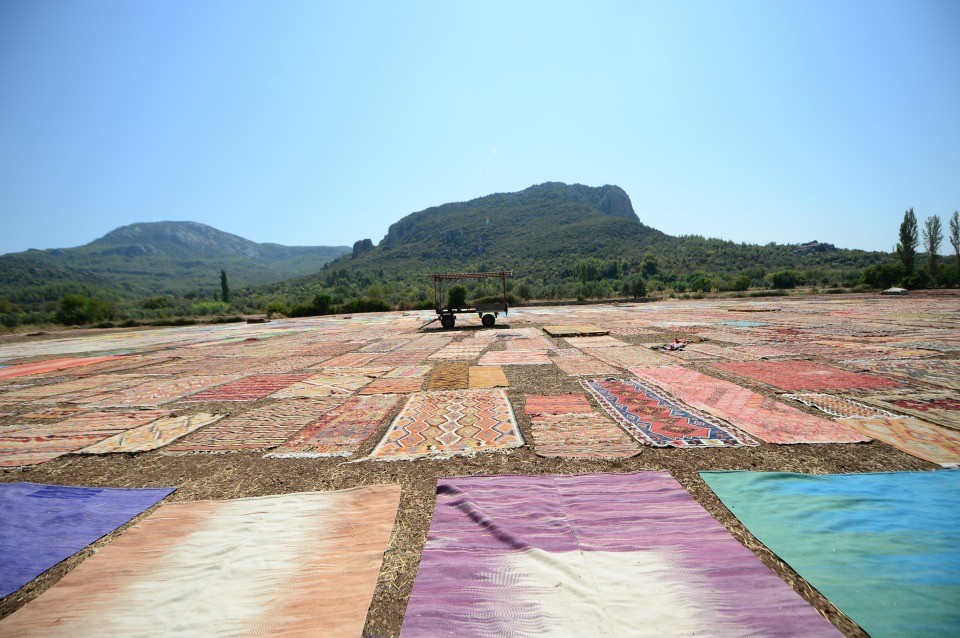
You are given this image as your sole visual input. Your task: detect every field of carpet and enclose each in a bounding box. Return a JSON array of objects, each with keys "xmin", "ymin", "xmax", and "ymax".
[{"xmin": 2, "ymin": 292, "xmax": 958, "ymax": 637}]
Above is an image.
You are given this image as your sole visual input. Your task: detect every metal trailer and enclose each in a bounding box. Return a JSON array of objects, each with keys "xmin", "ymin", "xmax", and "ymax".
[{"xmin": 429, "ymin": 271, "xmax": 512, "ymax": 329}]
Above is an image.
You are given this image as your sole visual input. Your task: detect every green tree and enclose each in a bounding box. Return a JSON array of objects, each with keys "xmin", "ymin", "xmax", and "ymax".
[
  {"xmin": 687, "ymin": 272, "xmax": 712, "ymax": 292},
  {"xmin": 729, "ymin": 274, "xmax": 751, "ymax": 292},
  {"xmin": 770, "ymin": 270, "xmax": 803, "ymax": 289},
  {"xmin": 949, "ymin": 211, "xmax": 960, "ymax": 275},
  {"xmin": 312, "ymin": 293, "xmax": 332, "ymax": 314},
  {"xmin": 625, "ymin": 276, "xmax": 646, "ymax": 298},
  {"xmin": 220, "ymin": 270, "xmax": 230, "ymax": 303},
  {"xmin": 447, "ymin": 285, "xmax": 467, "ymax": 308},
  {"xmin": 922, "ymin": 215, "xmax": 943, "ymax": 281},
  {"xmin": 896, "ymin": 208, "xmax": 919, "ymax": 277},
  {"xmin": 55, "ymin": 294, "xmax": 114, "ymax": 325}
]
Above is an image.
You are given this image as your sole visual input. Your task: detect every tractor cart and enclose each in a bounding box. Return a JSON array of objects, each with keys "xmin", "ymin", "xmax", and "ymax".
[{"xmin": 429, "ymin": 271, "xmax": 512, "ymax": 329}]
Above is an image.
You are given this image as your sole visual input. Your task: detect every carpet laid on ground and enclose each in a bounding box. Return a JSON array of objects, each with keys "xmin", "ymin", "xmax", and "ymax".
[
  {"xmin": 530, "ymin": 412, "xmax": 640, "ymax": 458},
  {"xmin": 401, "ymin": 472, "xmax": 840, "ymax": 637},
  {"xmin": 269, "ymin": 371, "xmax": 374, "ymax": 398},
  {"xmin": 476, "ymin": 350, "xmax": 552, "ymax": 366},
  {"xmin": 267, "ymin": 394, "xmax": 400, "ymax": 457},
  {"xmin": 542, "ymin": 324, "xmax": 608, "ymax": 337},
  {"xmin": 700, "ymin": 470, "xmax": 960, "ymax": 638},
  {"xmin": 549, "ymin": 349, "xmax": 619, "ymax": 376},
  {"xmin": 859, "ymin": 392, "xmax": 960, "ymax": 431},
  {"xmin": 0, "ymin": 356, "xmax": 124, "ymax": 380},
  {"xmin": 0, "ymin": 482, "xmax": 175, "ymax": 597},
  {"xmin": 853, "ymin": 359, "xmax": 960, "ymax": 391},
  {"xmin": 357, "ymin": 377, "xmax": 424, "ymax": 394},
  {"xmin": 629, "ymin": 366, "xmax": 869, "ymax": 444},
  {"xmin": 524, "ymin": 393, "xmax": 594, "ymax": 415},
  {"xmin": 1, "ymin": 485, "xmax": 401, "ymax": 637},
  {"xmin": 782, "ymin": 393, "xmax": 898, "ymax": 419},
  {"xmin": 424, "ymin": 362, "xmax": 470, "ymax": 390},
  {"xmin": 164, "ymin": 398, "xmax": 345, "ymax": 452},
  {"xmin": 839, "ymin": 417, "xmax": 960, "ymax": 467},
  {"xmin": 182, "ymin": 373, "xmax": 312, "ymax": 402},
  {"xmin": 79, "ymin": 413, "xmax": 225, "ymax": 453},
  {"xmin": 468, "ymin": 365, "xmax": 509, "ymax": 388},
  {"xmin": 583, "ymin": 378, "xmax": 757, "ymax": 447},
  {"xmin": 369, "ymin": 389, "xmax": 521, "ymax": 460},
  {"xmin": 80, "ymin": 375, "xmax": 241, "ymax": 408},
  {"xmin": 710, "ymin": 360, "xmax": 904, "ymax": 392},
  {"xmin": 0, "ymin": 410, "xmax": 170, "ymax": 467}
]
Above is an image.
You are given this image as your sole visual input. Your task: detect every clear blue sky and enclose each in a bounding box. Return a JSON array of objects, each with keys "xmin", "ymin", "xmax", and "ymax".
[{"xmin": 1, "ymin": 0, "xmax": 958, "ymax": 256}]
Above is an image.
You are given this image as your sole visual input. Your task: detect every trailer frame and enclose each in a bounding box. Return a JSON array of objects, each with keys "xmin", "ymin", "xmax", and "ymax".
[{"xmin": 428, "ymin": 271, "xmax": 512, "ymax": 329}]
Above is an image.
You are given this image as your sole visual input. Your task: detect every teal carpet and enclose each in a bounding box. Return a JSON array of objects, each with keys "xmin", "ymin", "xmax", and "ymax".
[{"xmin": 700, "ymin": 470, "xmax": 960, "ymax": 638}]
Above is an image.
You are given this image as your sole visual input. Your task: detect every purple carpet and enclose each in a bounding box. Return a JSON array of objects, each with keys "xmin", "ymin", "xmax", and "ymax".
[
  {"xmin": 401, "ymin": 472, "xmax": 840, "ymax": 636},
  {"xmin": 0, "ymin": 482, "xmax": 175, "ymax": 597}
]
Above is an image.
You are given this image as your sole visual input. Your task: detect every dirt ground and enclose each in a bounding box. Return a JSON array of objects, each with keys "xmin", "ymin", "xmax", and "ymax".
[{"xmin": 0, "ymin": 308, "xmax": 945, "ymax": 637}]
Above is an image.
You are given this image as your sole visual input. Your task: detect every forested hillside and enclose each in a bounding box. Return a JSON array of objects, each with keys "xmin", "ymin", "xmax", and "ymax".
[{"xmin": 257, "ymin": 182, "xmax": 890, "ymax": 314}]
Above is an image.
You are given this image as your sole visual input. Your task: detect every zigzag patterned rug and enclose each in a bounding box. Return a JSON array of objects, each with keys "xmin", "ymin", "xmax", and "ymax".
[
  {"xmin": 531, "ymin": 412, "xmax": 640, "ymax": 458},
  {"xmin": 267, "ymin": 394, "xmax": 400, "ymax": 457},
  {"xmin": 839, "ymin": 417, "xmax": 960, "ymax": 466},
  {"xmin": 710, "ymin": 360, "xmax": 903, "ymax": 392},
  {"xmin": 182, "ymin": 373, "xmax": 312, "ymax": 402},
  {"xmin": 583, "ymin": 378, "xmax": 757, "ymax": 447},
  {"xmin": 848, "ymin": 359, "xmax": 960, "ymax": 391},
  {"xmin": 629, "ymin": 367, "xmax": 870, "ymax": 444},
  {"xmin": 80, "ymin": 413, "xmax": 225, "ymax": 453},
  {"xmin": 369, "ymin": 389, "xmax": 522, "ymax": 460},
  {"xmin": 1, "ymin": 486, "xmax": 400, "ymax": 637},
  {"xmin": 164, "ymin": 398, "xmax": 345, "ymax": 452},
  {"xmin": 401, "ymin": 473, "xmax": 840, "ymax": 637}
]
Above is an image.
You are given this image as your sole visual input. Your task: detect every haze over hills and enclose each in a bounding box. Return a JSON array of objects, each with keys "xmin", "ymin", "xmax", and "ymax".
[{"xmin": 0, "ymin": 221, "xmax": 349, "ymax": 306}]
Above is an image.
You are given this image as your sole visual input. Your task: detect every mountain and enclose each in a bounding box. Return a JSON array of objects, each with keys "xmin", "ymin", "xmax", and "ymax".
[
  {"xmin": 333, "ymin": 182, "xmax": 667, "ymax": 277},
  {"xmin": 280, "ymin": 182, "xmax": 886, "ymax": 297},
  {"xmin": 0, "ymin": 222, "xmax": 349, "ymax": 307}
]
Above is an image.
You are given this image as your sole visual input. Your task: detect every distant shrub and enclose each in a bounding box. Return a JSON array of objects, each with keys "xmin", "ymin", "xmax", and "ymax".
[
  {"xmin": 769, "ymin": 270, "xmax": 804, "ymax": 289},
  {"xmin": 337, "ymin": 297, "xmax": 391, "ymax": 314},
  {"xmin": 447, "ymin": 286, "xmax": 467, "ymax": 308},
  {"xmin": 55, "ymin": 294, "xmax": 116, "ymax": 325}
]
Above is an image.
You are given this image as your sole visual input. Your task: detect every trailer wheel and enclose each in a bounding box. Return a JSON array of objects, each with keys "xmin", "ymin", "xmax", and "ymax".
[
  {"xmin": 440, "ymin": 315, "xmax": 455, "ymax": 329},
  {"xmin": 481, "ymin": 314, "xmax": 495, "ymax": 327}
]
